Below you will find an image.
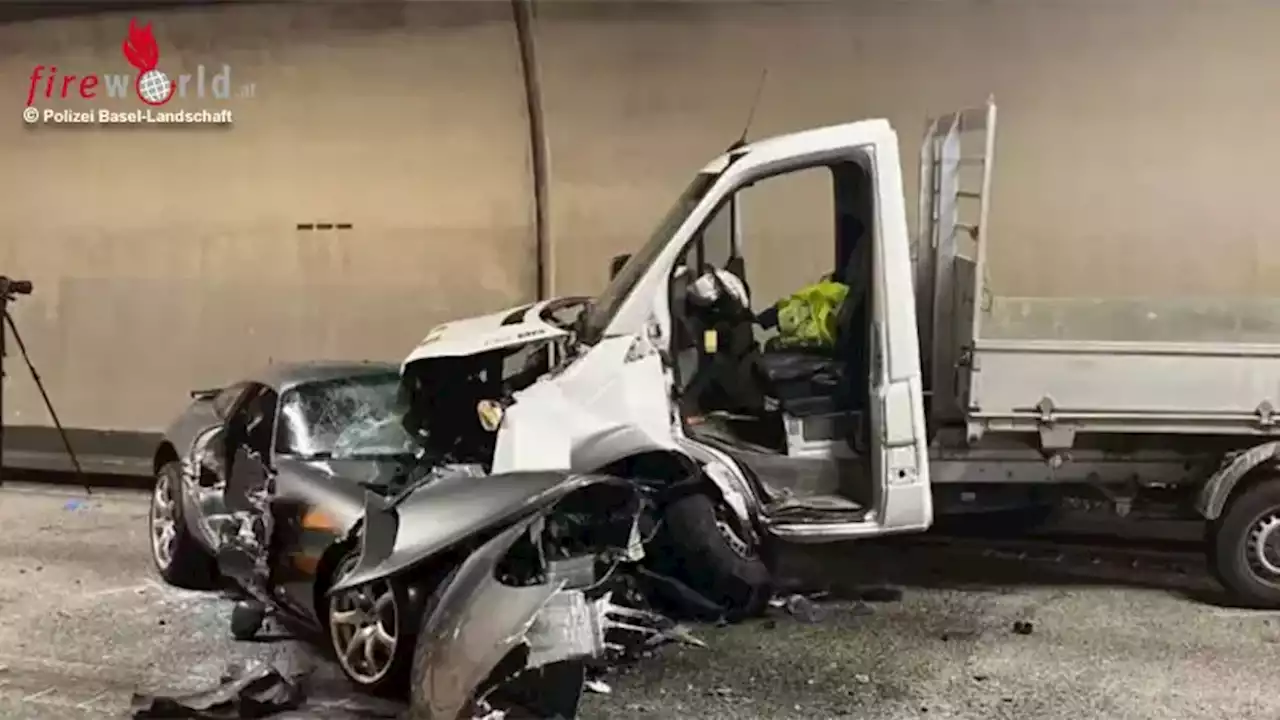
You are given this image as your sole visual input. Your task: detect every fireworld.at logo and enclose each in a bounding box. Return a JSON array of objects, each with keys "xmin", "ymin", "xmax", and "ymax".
[{"xmin": 25, "ymin": 18, "xmax": 254, "ymax": 107}]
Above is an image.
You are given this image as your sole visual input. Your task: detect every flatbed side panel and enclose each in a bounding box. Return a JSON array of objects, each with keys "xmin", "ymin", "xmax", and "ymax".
[{"xmin": 968, "ymin": 339, "xmax": 1280, "ymax": 436}]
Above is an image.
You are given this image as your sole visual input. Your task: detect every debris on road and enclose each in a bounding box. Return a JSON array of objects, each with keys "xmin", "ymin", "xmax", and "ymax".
[
  {"xmin": 940, "ymin": 629, "xmax": 980, "ymax": 642},
  {"xmin": 131, "ymin": 659, "xmax": 407, "ymax": 719},
  {"xmin": 771, "ymin": 593, "xmax": 828, "ymax": 623},
  {"xmin": 1012, "ymin": 620, "xmax": 1035, "ymax": 635},
  {"xmin": 130, "ymin": 661, "xmax": 303, "ymax": 718},
  {"xmin": 768, "ymin": 586, "xmax": 891, "ymax": 623}
]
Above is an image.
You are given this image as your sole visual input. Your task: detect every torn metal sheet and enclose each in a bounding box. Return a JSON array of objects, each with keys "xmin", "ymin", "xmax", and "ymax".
[
  {"xmin": 130, "ymin": 662, "xmax": 303, "ymax": 719},
  {"xmin": 331, "ymin": 473, "xmax": 627, "ymax": 595},
  {"xmin": 214, "ymin": 447, "xmax": 277, "ymax": 606},
  {"xmin": 409, "ymin": 511, "xmax": 703, "ymax": 720},
  {"xmin": 131, "ymin": 660, "xmax": 406, "ymax": 720}
]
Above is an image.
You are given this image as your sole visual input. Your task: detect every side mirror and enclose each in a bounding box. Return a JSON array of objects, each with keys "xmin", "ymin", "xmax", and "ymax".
[{"xmin": 609, "ymin": 253, "xmax": 631, "ymax": 280}]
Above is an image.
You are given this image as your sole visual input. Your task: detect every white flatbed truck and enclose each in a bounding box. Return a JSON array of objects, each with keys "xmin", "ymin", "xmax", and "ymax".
[{"xmin": 399, "ymin": 98, "xmax": 1280, "ymax": 614}]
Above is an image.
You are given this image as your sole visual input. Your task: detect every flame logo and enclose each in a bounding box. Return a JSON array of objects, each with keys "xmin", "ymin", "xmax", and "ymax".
[
  {"xmin": 122, "ymin": 19, "xmax": 159, "ymax": 72},
  {"xmin": 122, "ymin": 19, "xmax": 174, "ymax": 106}
]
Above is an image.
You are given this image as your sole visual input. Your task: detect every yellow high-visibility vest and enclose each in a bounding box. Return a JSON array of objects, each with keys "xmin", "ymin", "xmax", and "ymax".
[{"xmin": 775, "ymin": 280, "xmax": 849, "ymax": 349}]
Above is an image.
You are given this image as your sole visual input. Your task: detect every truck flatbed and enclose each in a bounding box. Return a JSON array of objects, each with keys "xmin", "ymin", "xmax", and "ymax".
[{"xmin": 918, "ymin": 103, "xmax": 1280, "ymax": 446}]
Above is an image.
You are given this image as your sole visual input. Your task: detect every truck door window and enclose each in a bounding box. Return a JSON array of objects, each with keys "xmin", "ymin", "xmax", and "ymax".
[
  {"xmin": 691, "ymin": 195, "xmax": 736, "ymax": 273},
  {"xmin": 738, "ymin": 167, "xmax": 837, "ymax": 320}
]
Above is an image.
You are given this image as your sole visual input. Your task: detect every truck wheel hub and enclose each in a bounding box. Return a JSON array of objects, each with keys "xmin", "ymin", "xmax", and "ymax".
[{"xmin": 1247, "ymin": 512, "xmax": 1280, "ymax": 578}]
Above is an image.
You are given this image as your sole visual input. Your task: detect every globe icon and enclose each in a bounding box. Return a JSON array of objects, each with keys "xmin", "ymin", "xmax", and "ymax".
[{"xmin": 136, "ymin": 69, "xmax": 173, "ymax": 105}]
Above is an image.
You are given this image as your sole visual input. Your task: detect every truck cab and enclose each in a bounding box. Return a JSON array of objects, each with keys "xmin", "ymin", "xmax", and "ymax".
[{"xmin": 569, "ymin": 118, "xmax": 935, "ymax": 542}]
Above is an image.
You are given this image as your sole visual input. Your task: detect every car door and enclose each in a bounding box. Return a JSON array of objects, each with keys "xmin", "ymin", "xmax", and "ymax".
[
  {"xmin": 186, "ymin": 382, "xmax": 250, "ymax": 490},
  {"xmin": 186, "ymin": 383, "xmax": 274, "ymax": 539},
  {"xmin": 679, "ymin": 121, "xmax": 931, "ymax": 535},
  {"xmin": 870, "ymin": 120, "xmax": 932, "ymax": 532},
  {"xmin": 224, "ymin": 385, "xmax": 278, "ymax": 517}
]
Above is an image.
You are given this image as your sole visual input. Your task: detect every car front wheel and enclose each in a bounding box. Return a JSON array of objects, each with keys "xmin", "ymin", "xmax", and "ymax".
[
  {"xmin": 149, "ymin": 460, "xmax": 219, "ymax": 590},
  {"xmin": 326, "ymin": 552, "xmax": 417, "ymax": 696}
]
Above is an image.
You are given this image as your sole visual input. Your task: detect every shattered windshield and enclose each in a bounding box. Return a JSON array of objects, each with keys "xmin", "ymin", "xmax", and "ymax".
[
  {"xmin": 579, "ymin": 171, "xmax": 718, "ymax": 344},
  {"xmin": 275, "ymin": 372, "xmax": 415, "ymax": 460}
]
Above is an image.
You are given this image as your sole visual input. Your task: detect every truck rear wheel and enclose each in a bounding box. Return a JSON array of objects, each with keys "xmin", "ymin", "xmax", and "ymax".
[{"xmin": 1207, "ymin": 478, "xmax": 1280, "ymax": 609}]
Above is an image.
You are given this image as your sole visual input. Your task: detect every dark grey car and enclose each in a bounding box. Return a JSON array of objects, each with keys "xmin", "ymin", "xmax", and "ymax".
[
  {"xmin": 149, "ymin": 361, "xmax": 426, "ymax": 691},
  {"xmin": 147, "ymin": 361, "xmax": 679, "ymax": 717}
]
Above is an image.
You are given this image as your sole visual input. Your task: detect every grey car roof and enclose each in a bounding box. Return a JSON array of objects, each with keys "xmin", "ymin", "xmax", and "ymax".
[{"xmin": 251, "ymin": 360, "xmax": 400, "ymax": 392}]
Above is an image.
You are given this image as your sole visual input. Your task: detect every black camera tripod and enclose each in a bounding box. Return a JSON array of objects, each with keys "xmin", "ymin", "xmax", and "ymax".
[{"xmin": 0, "ymin": 276, "xmax": 84, "ymax": 487}]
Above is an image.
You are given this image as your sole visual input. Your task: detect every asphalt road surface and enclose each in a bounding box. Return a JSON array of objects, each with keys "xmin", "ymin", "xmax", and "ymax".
[{"xmin": 0, "ymin": 482, "xmax": 1276, "ymax": 719}]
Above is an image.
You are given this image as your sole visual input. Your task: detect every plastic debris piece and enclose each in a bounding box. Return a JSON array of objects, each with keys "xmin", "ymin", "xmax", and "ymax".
[{"xmin": 782, "ymin": 594, "xmax": 826, "ymax": 623}]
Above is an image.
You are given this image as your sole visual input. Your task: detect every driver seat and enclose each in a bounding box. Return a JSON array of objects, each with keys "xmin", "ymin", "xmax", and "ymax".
[{"xmin": 755, "ymin": 236, "xmax": 870, "ymax": 417}]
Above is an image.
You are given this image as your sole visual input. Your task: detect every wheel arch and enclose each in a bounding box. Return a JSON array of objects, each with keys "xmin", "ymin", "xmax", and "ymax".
[
  {"xmin": 1198, "ymin": 441, "xmax": 1280, "ymax": 520},
  {"xmin": 153, "ymin": 442, "xmax": 180, "ymax": 475},
  {"xmin": 595, "ymin": 449, "xmax": 759, "ymax": 544}
]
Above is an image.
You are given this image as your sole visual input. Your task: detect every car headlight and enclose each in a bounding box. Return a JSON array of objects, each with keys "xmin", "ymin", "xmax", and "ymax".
[{"xmin": 476, "ymin": 399, "xmax": 505, "ymax": 432}]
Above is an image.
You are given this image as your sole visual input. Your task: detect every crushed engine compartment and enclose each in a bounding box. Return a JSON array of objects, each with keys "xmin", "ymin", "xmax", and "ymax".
[{"xmin": 399, "ymin": 339, "xmax": 566, "ymax": 472}]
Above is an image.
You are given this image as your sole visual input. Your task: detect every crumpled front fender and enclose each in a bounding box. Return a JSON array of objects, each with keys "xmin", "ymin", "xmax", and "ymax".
[
  {"xmin": 330, "ymin": 472, "xmax": 623, "ymax": 594},
  {"xmin": 411, "ymin": 512, "xmax": 605, "ymax": 719}
]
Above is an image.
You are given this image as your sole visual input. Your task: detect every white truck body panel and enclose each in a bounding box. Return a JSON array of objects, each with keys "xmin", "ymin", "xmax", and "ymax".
[{"xmin": 917, "ymin": 99, "xmax": 1280, "ymax": 447}]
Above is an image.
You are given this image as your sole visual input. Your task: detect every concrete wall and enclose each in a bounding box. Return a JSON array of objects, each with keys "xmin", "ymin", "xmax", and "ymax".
[
  {"xmin": 536, "ymin": 0, "xmax": 1280, "ymax": 303},
  {"xmin": 4, "ymin": 0, "xmax": 1280, "ymax": 438},
  {"xmin": 1, "ymin": 3, "xmax": 534, "ymax": 432}
]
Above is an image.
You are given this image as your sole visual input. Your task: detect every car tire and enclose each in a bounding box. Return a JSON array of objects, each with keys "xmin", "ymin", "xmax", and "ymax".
[
  {"xmin": 657, "ymin": 491, "xmax": 772, "ymax": 621},
  {"xmin": 149, "ymin": 460, "xmax": 219, "ymax": 590},
  {"xmin": 1207, "ymin": 478, "xmax": 1280, "ymax": 609},
  {"xmin": 325, "ymin": 551, "xmax": 418, "ymax": 696}
]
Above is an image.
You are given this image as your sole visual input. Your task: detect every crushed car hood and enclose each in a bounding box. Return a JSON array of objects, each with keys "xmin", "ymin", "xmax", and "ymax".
[
  {"xmin": 403, "ymin": 299, "xmax": 571, "ymax": 367},
  {"xmin": 330, "ymin": 471, "xmax": 611, "ymax": 593}
]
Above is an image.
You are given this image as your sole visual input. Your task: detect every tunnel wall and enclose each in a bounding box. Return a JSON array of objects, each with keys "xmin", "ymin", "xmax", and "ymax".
[
  {"xmin": 0, "ymin": 3, "xmax": 535, "ymax": 435},
  {"xmin": 536, "ymin": 0, "xmax": 1280, "ymax": 300},
  {"xmin": 3, "ymin": 0, "xmax": 1280, "ymax": 443}
]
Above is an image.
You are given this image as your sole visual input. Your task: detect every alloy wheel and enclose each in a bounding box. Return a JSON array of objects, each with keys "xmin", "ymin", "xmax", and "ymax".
[
  {"xmin": 328, "ymin": 555, "xmax": 400, "ymax": 686},
  {"xmin": 150, "ymin": 469, "xmax": 179, "ymax": 570}
]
